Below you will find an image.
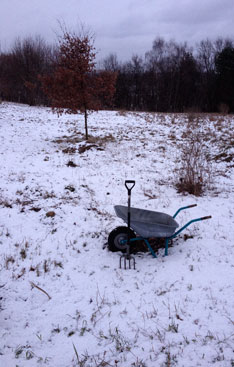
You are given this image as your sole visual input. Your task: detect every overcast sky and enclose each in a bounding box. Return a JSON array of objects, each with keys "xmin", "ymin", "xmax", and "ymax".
[{"xmin": 1, "ymin": 0, "xmax": 234, "ymax": 61}]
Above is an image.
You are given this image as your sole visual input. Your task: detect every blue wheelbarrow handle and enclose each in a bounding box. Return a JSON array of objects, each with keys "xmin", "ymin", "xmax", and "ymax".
[
  {"xmin": 170, "ymin": 215, "xmax": 212, "ymax": 239},
  {"xmin": 173, "ymin": 204, "xmax": 197, "ymax": 218},
  {"xmin": 164, "ymin": 215, "xmax": 212, "ymax": 256}
]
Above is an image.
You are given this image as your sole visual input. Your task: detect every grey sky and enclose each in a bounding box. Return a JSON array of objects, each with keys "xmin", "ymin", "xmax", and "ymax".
[{"xmin": 0, "ymin": 0, "xmax": 234, "ymax": 61}]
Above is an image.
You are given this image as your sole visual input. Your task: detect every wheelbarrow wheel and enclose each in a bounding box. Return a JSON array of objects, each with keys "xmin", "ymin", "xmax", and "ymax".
[{"xmin": 108, "ymin": 226, "xmax": 136, "ymax": 253}]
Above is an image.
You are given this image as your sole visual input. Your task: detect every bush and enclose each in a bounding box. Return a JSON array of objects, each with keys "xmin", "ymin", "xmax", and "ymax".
[{"xmin": 175, "ymin": 115, "xmax": 212, "ymax": 196}]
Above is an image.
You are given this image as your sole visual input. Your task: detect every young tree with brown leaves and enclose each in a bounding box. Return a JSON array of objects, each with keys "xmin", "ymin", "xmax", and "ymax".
[{"xmin": 40, "ymin": 30, "xmax": 117, "ymax": 139}]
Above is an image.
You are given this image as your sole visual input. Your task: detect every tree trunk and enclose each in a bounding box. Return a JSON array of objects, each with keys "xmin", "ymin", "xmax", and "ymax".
[{"xmin": 84, "ymin": 109, "xmax": 88, "ymax": 140}]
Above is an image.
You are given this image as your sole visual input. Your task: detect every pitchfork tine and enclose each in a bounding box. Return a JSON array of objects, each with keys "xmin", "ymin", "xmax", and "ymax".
[{"xmin": 119, "ymin": 253, "xmax": 136, "ymax": 270}]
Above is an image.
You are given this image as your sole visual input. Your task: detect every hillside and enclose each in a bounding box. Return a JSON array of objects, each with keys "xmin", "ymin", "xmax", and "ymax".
[{"xmin": 0, "ymin": 102, "xmax": 234, "ymax": 367}]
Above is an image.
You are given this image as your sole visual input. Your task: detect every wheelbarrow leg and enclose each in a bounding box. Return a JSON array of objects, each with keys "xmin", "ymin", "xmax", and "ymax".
[
  {"xmin": 144, "ymin": 239, "xmax": 157, "ymax": 258},
  {"xmin": 165, "ymin": 238, "xmax": 169, "ymax": 256}
]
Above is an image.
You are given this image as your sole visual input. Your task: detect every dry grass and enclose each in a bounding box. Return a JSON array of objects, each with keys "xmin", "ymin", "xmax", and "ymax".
[
  {"xmin": 54, "ymin": 132, "xmax": 115, "ymax": 155},
  {"xmin": 175, "ymin": 114, "xmax": 213, "ymax": 196}
]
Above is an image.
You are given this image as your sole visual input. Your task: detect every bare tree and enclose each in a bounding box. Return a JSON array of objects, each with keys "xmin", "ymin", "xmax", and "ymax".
[
  {"xmin": 0, "ymin": 36, "xmax": 53, "ymax": 104},
  {"xmin": 102, "ymin": 53, "xmax": 120, "ymax": 72}
]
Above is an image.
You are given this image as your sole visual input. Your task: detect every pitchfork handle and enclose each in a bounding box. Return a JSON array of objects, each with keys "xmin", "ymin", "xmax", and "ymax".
[{"xmin": 125, "ymin": 180, "xmax": 135, "ymax": 193}]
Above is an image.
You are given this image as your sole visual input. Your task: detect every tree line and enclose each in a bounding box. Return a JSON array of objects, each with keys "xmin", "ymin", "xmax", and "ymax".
[{"xmin": 1, "ymin": 35, "xmax": 234, "ymax": 113}]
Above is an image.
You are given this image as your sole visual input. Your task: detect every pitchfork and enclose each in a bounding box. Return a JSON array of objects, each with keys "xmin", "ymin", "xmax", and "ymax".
[{"xmin": 120, "ymin": 180, "xmax": 136, "ymax": 270}]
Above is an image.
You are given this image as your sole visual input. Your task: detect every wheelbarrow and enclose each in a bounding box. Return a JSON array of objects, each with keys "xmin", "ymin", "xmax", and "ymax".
[{"xmin": 108, "ymin": 181, "xmax": 211, "ymax": 268}]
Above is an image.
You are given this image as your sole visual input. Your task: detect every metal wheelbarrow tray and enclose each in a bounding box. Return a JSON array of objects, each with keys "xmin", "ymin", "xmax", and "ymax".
[
  {"xmin": 114, "ymin": 205, "xmax": 179, "ymax": 238},
  {"xmin": 108, "ymin": 203, "xmax": 211, "ymax": 258}
]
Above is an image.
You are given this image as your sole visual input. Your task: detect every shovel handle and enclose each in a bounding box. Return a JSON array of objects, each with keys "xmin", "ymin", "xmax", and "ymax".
[{"xmin": 125, "ymin": 180, "xmax": 135, "ymax": 192}]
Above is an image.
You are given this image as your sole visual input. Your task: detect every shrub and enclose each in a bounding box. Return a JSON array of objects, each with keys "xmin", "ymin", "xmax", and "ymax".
[{"xmin": 175, "ymin": 115, "xmax": 212, "ymax": 196}]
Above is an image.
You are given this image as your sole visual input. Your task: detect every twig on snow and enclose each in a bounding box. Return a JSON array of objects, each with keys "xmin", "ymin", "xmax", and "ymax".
[{"xmin": 30, "ymin": 281, "xmax": 51, "ymax": 300}]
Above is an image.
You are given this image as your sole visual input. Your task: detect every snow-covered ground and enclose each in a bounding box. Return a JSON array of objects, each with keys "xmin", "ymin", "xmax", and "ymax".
[{"xmin": 0, "ymin": 102, "xmax": 234, "ymax": 367}]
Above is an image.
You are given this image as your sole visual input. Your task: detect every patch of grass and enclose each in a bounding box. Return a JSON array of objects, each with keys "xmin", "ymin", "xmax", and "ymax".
[
  {"xmin": 30, "ymin": 207, "xmax": 41, "ymax": 212},
  {"xmin": 87, "ymin": 134, "xmax": 115, "ymax": 144},
  {"xmin": 78, "ymin": 144, "xmax": 99, "ymax": 154},
  {"xmin": 214, "ymin": 152, "xmax": 233, "ymax": 163},
  {"xmin": 66, "ymin": 160, "xmax": 78, "ymax": 167},
  {"xmin": 53, "ymin": 134, "xmax": 83, "ymax": 145},
  {"xmin": 5, "ymin": 256, "xmax": 15, "ymax": 269},
  {"xmin": 43, "ymin": 191, "xmax": 56, "ymax": 199},
  {"xmin": 62, "ymin": 147, "xmax": 77, "ymax": 154},
  {"xmin": 0, "ymin": 197, "xmax": 12, "ymax": 208},
  {"xmin": 20, "ymin": 248, "xmax": 27, "ymax": 260},
  {"xmin": 15, "ymin": 345, "xmax": 34, "ymax": 360}
]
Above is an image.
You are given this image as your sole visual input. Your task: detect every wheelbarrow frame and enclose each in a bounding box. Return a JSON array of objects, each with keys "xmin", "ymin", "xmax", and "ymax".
[{"xmin": 113, "ymin": 204, "xmax": 211, "ymax": 257}]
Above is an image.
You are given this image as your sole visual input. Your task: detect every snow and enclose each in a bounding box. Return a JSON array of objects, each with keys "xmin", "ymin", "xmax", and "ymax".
[{"xmin": 0, "ymin": 102, "xmax": 234, "ymax": 367}]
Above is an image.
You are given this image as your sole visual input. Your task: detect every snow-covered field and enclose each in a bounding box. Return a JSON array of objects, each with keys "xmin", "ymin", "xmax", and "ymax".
[{"xmin": 0, "ymin": 102, "xmax": 234, "ymax": 367}]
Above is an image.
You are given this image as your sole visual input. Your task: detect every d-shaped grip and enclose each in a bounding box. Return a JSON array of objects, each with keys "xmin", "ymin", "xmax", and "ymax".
[{"xmin": 125, "ymin": 180, "xmax": 135, "ymax": 192}]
